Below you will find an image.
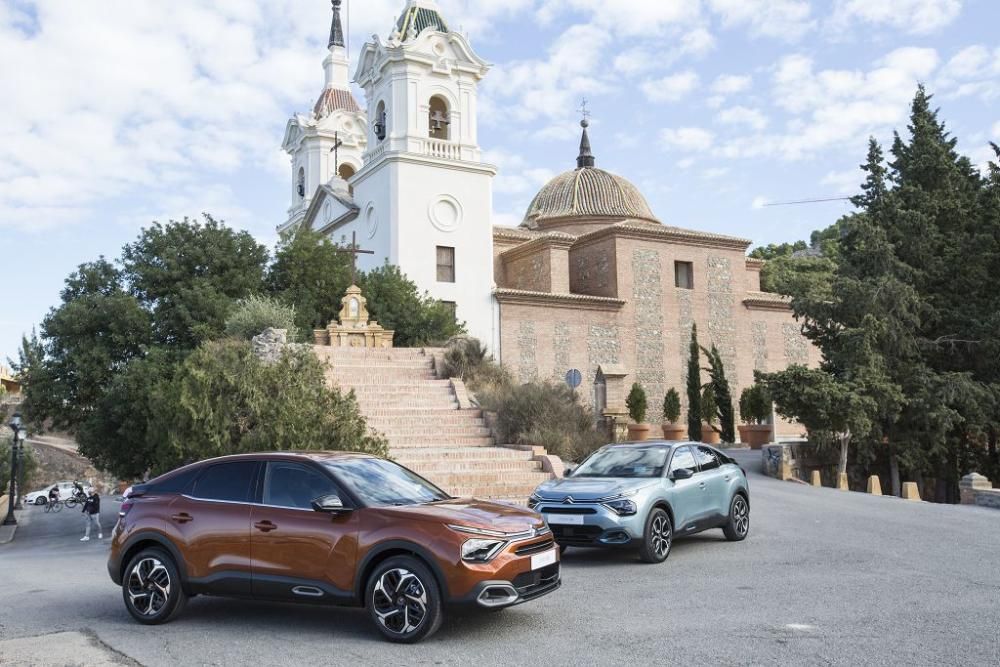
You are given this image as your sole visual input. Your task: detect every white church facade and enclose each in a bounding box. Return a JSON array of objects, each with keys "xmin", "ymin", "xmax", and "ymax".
[
  {"xmin": 277, "ymin": 0, "xmax": 818, "ymax": 434},
  {"xmin": 279, "ymin": 0, "xmax": 496, "ymax": 348}
]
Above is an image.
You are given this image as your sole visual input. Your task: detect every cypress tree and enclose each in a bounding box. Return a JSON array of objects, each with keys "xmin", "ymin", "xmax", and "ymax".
[
  {"xmin": 686, "ymin": 325, "xmax": 701, "ymax": 441},
  {"xmin": 702, "ymin": 344, "xmax": 736, "ymax": 443}
]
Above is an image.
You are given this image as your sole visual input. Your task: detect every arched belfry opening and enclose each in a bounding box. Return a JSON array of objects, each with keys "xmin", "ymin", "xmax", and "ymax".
[
  {"xmin": 374, "ymin": 101, "xmax": 387, "ymax": 142},
  {"xmin": 297, "ymin": 167, "xmax": 306, "ymax": 199},
  {"xmin": 428, "ymin": 96, "xmax": 451, "ymax": 140}
]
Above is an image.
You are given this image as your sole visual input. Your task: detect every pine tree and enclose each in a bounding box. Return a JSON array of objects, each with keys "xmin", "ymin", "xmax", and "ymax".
[
  {"xmin": 702, "ymin": 344, "xmax": 735, "ymax": 443},
  {"xmin": 686, "ymin": 325, "xmax": 701, "ymax": 441}
]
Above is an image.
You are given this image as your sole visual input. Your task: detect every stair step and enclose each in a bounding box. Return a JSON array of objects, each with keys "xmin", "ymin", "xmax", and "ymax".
[
  {"xmin": 389, "ymin": 436, "xmax": 494, "ymax": 447},
  {"xmin": 420, "ymin": 471, "xmax": 550, "ymax": 486},
  {"xmin": 405, "ymin": 460, "xmax": 543, "ymax": 473},
  {"xmin": 392, "ymin": 447, "xmax": 534, "ymax": 461},
  {"xmin": 377, "ymin": 427, "xmax": 491, "ymax": 437},
  {"xmin": 442, "ymin": 484, "xmax": 542, "ymax": 499}
]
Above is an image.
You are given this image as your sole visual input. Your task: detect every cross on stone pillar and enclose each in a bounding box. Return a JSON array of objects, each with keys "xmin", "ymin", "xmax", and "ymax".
[
  {"xmin": 335, "ymin": 231, "xmax": 374, "ymax": 286},
  {"xmin": 330, "ymin": 131, "xmax": 344, "ymax": 176}
]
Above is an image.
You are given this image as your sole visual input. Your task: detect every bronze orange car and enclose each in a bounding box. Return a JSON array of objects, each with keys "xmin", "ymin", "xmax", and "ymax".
[{"xmin": 107, "ymin": 452, "xmax": 560, "ymax": 643}]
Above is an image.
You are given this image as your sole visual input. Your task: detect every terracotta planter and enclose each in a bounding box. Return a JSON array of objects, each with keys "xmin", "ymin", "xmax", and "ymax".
[
  {"xmin": 661, "ymin": 423, "xmax": 687, "ymax": 441},
  {"xmin": 738, "ymin": 424, "xmax": 773, "ymax": 449},
  {"xmin": 627, "ymin": 423, "xmax": 651, "ymax": 442},
  {"xmin": 700, "ymin": 425, "xmax": 721, "ymax": 444}
]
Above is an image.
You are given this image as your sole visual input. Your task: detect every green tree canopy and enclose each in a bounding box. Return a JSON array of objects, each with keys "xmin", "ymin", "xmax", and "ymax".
[
  {"xmin": 702, "ymin": 345, "xmax": 735, "ymax": 442},
  {"xmin": 359, "ymin": 264, "xmax": 464, "ymax": 346},
  {"xmin": 267, "ymin": 229, "xmax": 352, "ymax": 336},
  {"xmin": 686, "ymin": 325, "xmax": 701, "ymax": 440},
  {"xmin": 122, "ymin": 214, "xmax": 268, "ymax": 349}
]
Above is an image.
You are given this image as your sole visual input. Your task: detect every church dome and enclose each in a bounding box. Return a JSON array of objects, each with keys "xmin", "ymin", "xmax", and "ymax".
[{"xmin": 521, "ymin": 121, "xmax": 659, "ymax": 229}]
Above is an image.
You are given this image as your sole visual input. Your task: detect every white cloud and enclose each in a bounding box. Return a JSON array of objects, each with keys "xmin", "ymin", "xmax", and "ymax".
[
  {"xmin": 829, "ymin": 0, "xmax": 964, "ymax": 35},
  {"xmin": 751, "ymin": 196, "xmax": 769, "ymax": 209},
  {"xmin": 485, "ymin": 149, "xmax": 556, "ymax": 195},
  {"xmin": 680, "ymin": 27, "xmax": 716, "ymax": 56},
  {"xmin": 937, "ymin": 45, "xmax": 1000, "ymax": 101},
  {"xmin": 536, "ymin": 0, "xmax": 702, "ymax": 37},
  {"xmin": 712, "ymin": 74, "xmax": 753, "ymax": 95},
  {"xmin": 612, "ymin": 27, "xmax": 715, "ymax": 77},
  {"xmin": 661, "ymin": 127, "xmax": 715, "ymax": 152},
  {"xmin": 702, "ymin": 167, "xmax": 730, "ymax": 179},
  {"xmin": 993, "ymin": 121, "xmax": 1000, "ymax": 138},
  {"xmin": 717, "ymin": 106, "xmax": 769, "ymax": 130},
  {"xmin": 707, "ymin": 0, "xmax": 815, "ymax": 40},
  {"xmin": 821, "ymin": 169, "xmax": 861, "ymax": 195},
  {"xmin": 641, "ymin": 71, "xmax": 699, "ymax": 102}
]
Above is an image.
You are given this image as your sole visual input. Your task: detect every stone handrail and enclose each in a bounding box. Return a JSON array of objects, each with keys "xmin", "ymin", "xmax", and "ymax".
[{"xmin": 423, "ymin": 138, "xmax": 461, "ymax": 160}]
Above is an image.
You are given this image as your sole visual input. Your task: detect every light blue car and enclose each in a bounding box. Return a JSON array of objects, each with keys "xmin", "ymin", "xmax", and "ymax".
[{"xmin": 528, "ymin": 441, "xmax": 750, "ymax": 563}]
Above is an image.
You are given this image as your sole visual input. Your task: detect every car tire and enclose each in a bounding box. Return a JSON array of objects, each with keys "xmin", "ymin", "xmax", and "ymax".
[
  {"xmin": 723, "ymin": 493, "xmax": 750, "ymax": 542},
  {"xmin": 638, "ymin": 508, "xmax": 672, "ymax": 564},
  {"xmin": 35, "ymin": 497, "xmax": 46, "ymax": 506},
  {"xmin": 122, "ymin": 548, "xmax": 188, "ymax": 625},
  {"xmin": 365, "ymin": 555, "xmax": 443, "ymax": 644}
]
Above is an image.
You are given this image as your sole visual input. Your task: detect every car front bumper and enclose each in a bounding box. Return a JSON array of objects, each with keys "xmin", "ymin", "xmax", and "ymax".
[{"xmin": 533, "ymin": 502, "xmax": 646, "ymax": 548}]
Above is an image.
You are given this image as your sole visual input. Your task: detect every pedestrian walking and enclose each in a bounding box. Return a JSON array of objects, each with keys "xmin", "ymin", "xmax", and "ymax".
[{"xmin": 81, "ymin": 490, "xmax": 102, "ymax": 541}]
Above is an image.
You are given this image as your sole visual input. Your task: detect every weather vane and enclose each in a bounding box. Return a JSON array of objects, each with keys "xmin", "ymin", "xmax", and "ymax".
[{"xmin": 578, "ymin": 98, "xmax": 591, "ymax": 126}]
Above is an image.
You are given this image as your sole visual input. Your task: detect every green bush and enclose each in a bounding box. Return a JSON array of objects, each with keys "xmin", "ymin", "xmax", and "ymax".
[
  {"xmin": 0, "ymin": 441, "xmax": 37, "ymax": 497},
  {"xmin": 626, "ymin": 383, "xmax": 647, "ymax": 424},
  {"xmin": 149, "ymin": 339, "xmax": 386, "ymax": 474},
  {"xmin": 662, "ymin": 388, "xmax": 681, "ymax": 424},
  {"xmin": 441, "ymin": 337, "xmax": 512, "ymax": 396},
  {"xmin": 224, "ymin": 295, "xmax": 298, "ymax": 341},
  {"xmin": 701, "ymin": 386, "xmax": 718, "ymax": 426},
  {"xmin": 481, "ymin": 381, "xmax": 605, "ymax": 463},
  {"xmin": 739, "ymin": 384, "xmax": 772, "ymax": 425}
]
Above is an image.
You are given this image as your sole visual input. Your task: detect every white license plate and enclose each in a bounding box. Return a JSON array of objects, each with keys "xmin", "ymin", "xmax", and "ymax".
[
  {"xmin": 531, "ymin": 548, "xmax": 557, "ymax": 571},
  {"xmin": 545, "ymin": 513, "xmax": 584, "ymax": 525}
]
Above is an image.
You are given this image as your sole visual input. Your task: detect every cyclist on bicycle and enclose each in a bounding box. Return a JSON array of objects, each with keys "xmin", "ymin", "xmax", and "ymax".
[{"xmin": 48, "ymin": 486, "xmax": 59, "ymax": 503}]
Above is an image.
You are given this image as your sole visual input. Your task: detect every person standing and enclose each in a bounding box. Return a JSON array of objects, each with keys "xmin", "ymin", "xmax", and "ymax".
[{"xmin": 81, "ymin": 490, "xmax": 102, "ymax": 541}]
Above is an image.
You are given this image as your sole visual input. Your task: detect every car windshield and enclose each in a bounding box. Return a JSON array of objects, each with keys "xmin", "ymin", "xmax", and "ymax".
[
  {"xmin": 572, "ymin": 447, "xmax": 669, "ymax": 478},
  {"xmin": 324, "ymin": 458, "xmax": 450, "ymax": 507}
]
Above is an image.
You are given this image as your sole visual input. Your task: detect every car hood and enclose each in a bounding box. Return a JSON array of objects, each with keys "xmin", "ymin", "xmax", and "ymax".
[
  {"xmin": 378, "ymin": 498, "xmax": 544, "ymax": 534},
  {"xmin": 534, "ymin": 476, "xmax": 656, "ymax": 501}
]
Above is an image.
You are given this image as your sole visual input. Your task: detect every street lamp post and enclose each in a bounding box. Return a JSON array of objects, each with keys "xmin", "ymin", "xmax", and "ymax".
[{"xmin": 3, "ymin": 412, "xmax": 21, "ymax": 526}]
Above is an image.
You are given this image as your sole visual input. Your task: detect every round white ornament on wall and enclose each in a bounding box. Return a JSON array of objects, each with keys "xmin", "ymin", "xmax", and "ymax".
[
  {"xmin": 428, "ymin": 195, "xmax": 462, "ymax": 233},
  {"xmin": 365, "ymin": 203, "xmax": 378, "ymax": 239}
]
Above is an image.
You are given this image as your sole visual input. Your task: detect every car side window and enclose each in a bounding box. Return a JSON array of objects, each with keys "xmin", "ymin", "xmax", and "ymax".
[
  {"xmin": 694, "ymin": 446, "xmax": 722, "ymax": 472},
  {"xmin": 191, "ymin": 462, "xmax": 258, "ymax": 503},
  {"xmin": 668, "ymin": 447, "xmax": 698, "ymax": 475},
  {"xmin": 264, "ymin": 462, "xmax": 339, "ymax": 510}
]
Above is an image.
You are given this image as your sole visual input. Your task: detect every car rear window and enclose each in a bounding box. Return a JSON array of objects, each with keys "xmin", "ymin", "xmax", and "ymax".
[
  {"xmin": 191, "ymin": 462, "xmax": 258, "ymax": 503},
  {"xmin": 146, "ymin": 466, "xmax": 200, "ymax": 495}
]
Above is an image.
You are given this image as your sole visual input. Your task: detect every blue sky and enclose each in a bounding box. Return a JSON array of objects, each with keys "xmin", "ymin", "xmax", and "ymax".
[{"xmin": 2, "ymin": 0, "xmax": 999, "ymax": 362}]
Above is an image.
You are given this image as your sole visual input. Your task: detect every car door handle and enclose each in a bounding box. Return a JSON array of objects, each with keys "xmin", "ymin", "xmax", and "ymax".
[
  {"xmin": 254, "ymin": 521, "xmax": 277, "ymax": 533},
  {"xmin": 698, "ymin": 482, "xmax": 707, "ymax": 489},
  {"xmin": 723, "ymin": 475, "xmax": 731, "ymax": 481},
  {"xmin": 171, "ymin": 513, "xmax": 193, "ymax": 524}
]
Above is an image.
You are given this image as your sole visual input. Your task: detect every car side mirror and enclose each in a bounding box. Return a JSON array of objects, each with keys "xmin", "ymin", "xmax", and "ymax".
[
  {"xmin": 311, "ymin": 494, "xmax": 350, "ymax": 513},
  {"xmin": 670, "ymin": 468, "xmax": 693, "ymax": 481},
  {"xmin": 563, "ymin": 463, "xmax": 577, "ymax": 477}
]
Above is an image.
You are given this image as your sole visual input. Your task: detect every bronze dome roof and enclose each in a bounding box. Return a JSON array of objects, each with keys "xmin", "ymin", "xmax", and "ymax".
[
  {"xmin": 521, "ymin": 121, "xmax": 659, "ymax": 229},
  {"xmin": 522, "ymin": 166, "xmax": 659, "ymax": 228}
]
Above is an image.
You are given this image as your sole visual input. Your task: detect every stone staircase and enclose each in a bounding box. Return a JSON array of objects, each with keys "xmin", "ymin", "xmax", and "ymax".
[{"xmin": 316, "ymin": 346, "xmax": 552, "ymax": 502}]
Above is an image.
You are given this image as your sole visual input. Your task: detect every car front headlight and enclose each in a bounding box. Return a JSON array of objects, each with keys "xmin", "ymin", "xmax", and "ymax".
[
  {"xmin": 603, "ymin": 499, "xmax": 638, "ymax": 516},
  {"xmin": 461, "ymin": 538, "xmax": 507, "ymax": 562}
]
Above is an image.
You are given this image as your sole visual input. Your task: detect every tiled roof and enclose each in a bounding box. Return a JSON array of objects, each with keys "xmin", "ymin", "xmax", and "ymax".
[
  {"xmin": 314, "ymin": 87, "xmax": 361, "ymax": 117},
  {"xmin": 494, "ymin": 288, "xmax": 625, "ymax": 311},
  {"xmin": 573, "ymin": 221, "xmax": 751, "ymax": 250},
  {"xmin": 743, "ymin": 291, "xmax": 793, "ymax": 311},
  {"xmin": 396, "ymin": 5, "xmax": 450, "ymax": 36},
  {"xmin": 523, "ymin": 167, "xmax": 659, "ymax": 227}
]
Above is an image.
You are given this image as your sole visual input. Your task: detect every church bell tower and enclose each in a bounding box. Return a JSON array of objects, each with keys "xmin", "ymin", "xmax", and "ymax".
[
  {"xmin": 279, "ymin": 0, "xmax": 367, "ymax": 235},
  {"xmin": 349, "ymin": 0, "xmax": 497, "ymax": 348}
]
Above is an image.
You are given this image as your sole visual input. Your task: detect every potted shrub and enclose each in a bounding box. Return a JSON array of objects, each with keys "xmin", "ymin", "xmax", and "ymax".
[
  {"xmin": 700, "ymin": 386, "xmax": 721, "ymax": 444},
  {"xmin": 661, "ymin": 388, "xmax": 685, "ymax": 440},
  {"xmin": 625, "ymin": 382, "xmax": 650, "ymax": 441},
  {"xmin": 738, "ymin": 384, "xmax": 773, "ymax": 449}
]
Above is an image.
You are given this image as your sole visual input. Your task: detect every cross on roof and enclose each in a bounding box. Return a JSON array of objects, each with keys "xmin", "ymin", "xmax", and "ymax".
[
  {"xmin": 329, "ymin": 131, "xmax": 344, "ymax": 175},
  {"xmin": 578, "ymin": 98, "xmax": 591, "ymax": 123},
  {"xmin": 335, "ymin": 231, "xmax": 374, "ymax": 286}
]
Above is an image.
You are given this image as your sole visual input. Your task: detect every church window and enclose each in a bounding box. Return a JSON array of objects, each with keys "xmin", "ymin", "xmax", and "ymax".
[
  {"xmin": 374, "ymin": 101, "xmax": 387, "ymax": 142},
  {"xmin": 297, "ymin": 167, "xmax": 306, "ymax": 199},
  {"xmin": 675, "ymin": 261, "xmax": 694, "ymax": 289},
  {"xmin": 428, "ymin": 96, "xmax": 450, "ymax": 140},
  {"xmin": 436, "ymin": 246, "xmax": 455, "ymax": 282}
]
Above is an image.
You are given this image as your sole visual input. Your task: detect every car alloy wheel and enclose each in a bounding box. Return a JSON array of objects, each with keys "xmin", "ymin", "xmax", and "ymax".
[
  {"xmin": 650, "ymin": 514, "xmax": 671, "ymax": 558},
  {"xmin": 639, "ymin": 508, "xmax": 672, "ymax": 563},
  {"xmin": 126, "ymin": 557, "xmax": 172, "ymax": 617},
  {"xmin": 724, "ymin": 494, "xmax": 750, "ymax": 542},
  {"xmin": 371, "ymin": 568, "xmax": 428, "ymax": 637}
]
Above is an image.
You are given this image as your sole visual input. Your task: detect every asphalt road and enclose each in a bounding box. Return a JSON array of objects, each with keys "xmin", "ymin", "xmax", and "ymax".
[{"xmin": 1, "ymin": 452, "xmax": 998, "ymax": 667}]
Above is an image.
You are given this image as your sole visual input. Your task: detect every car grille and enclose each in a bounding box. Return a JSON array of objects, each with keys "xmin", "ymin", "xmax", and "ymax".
[
  {"xmin": 541, "ymin": 507, "xmax": 597, "ymax": 515},
  {"xmin": 512, "ymin": 563, "xmax": 560, "ymax": 599},
  {"xmin": 514, "ymin": 538, "xmax": 555, "ymax": 556},
  {"xmin": 550, "ymin": 524, "xmax": 603, "ymax": 545}
]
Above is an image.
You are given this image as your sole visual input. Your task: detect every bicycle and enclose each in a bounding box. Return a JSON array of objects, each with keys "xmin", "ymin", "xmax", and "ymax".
[
  {"xmin": 64, "ymin": 492, "xmax": 87, "ymax": 510},
  {"xmin": 43, "ymin": 499, "xmax": 63, "ymax": 513}
]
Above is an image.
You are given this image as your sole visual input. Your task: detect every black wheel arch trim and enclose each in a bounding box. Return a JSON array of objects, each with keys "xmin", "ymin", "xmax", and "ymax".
[
  {"xmin": 355, "ymin": 540, "xmax": 451, "ymax": 603},
  {"xmin": 115, "ymin": 532, "xmax": 190, "ymax": 593}
]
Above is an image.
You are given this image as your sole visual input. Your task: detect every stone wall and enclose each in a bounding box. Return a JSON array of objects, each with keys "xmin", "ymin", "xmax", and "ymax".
[
  {"xmin": 570, "ymin": 238, "xmax": 617, "ymax": 297},
  {"xmin": 505, "ymin": 251, "xmax": 551, "ymax": 292},
  {"xmin": 633, "ymin": 248, "xmax": 665, "ymax": 422},
  {"xmin": 762, "ymin": 441, "xmax": 839, "ymax": 483},
  {"xmin": 516, "ymin": 320, "xmax": 538, "ymax": 383}
]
